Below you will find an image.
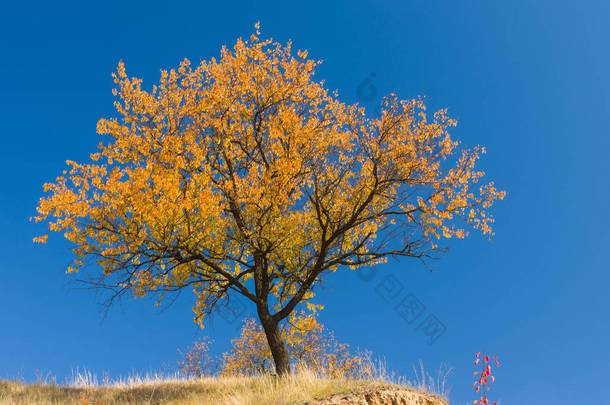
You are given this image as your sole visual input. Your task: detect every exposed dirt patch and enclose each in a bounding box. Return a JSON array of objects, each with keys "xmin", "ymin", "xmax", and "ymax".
[{"xmin": 301, "ymin": 387, "xmax": 447, "ymax": 405}]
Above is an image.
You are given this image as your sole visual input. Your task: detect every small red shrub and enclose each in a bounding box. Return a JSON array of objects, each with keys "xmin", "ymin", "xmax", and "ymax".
[{"xmin": 472, "ymin": 351, "xmax": 500, "ymax": 405}]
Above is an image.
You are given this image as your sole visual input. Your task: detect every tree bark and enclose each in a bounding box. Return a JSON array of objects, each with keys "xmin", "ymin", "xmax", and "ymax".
[
  {"xmin": 258, "ymin": 310, "xmax": 291, "ymax": 376},
  {"xmin": 253, "ymin": 252, "xmax": 291, "ymax": 376}
]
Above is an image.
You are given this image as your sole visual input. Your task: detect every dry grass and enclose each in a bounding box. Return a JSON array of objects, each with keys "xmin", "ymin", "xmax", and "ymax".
[
  {"xmin": 0, "ymin": 370, "xmax": 396, "ymax": 405},
  {"xmin": 410, "ymin": 360, "xmax": 453, "ymax": 399},
  {"xmin": 0, "ymin": 358, "xmax": 451, "ymax": 405}
]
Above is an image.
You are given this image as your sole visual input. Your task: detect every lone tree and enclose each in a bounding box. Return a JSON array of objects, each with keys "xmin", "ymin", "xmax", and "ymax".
[{"xmin": 32, "ymin": 23, "xmax": 505, "ymax": 376}]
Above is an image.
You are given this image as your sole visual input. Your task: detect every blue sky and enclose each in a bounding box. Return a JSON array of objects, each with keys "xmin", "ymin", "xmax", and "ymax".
[{"xmin": 1, "ymin": 1, "xmax": 609, "ymax": 404}]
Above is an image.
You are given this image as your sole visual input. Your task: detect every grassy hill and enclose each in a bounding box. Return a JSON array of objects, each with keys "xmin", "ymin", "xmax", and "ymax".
[{"xmin": 0, "ymin": 370, "xmax": 448, "ymax": 405}]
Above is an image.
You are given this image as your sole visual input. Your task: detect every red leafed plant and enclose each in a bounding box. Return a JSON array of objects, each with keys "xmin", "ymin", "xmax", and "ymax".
[{"xmin": 473, "ymin": 351, "xmax": 500, "ymax": 405}]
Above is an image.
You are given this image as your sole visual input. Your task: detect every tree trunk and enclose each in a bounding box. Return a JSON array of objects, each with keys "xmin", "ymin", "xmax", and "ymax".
[{"xmin": 258, "ymin": 312, "xmax": 291, "ymax": 376}]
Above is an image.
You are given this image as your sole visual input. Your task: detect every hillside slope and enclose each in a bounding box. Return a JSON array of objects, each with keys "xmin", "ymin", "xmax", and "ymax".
[{"xmin": 0, "ymin": 373, "xmax": 447, "ymax": 405}]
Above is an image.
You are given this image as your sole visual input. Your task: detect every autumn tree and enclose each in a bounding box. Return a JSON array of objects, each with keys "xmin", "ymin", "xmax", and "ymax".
[
  {"xmin": 220, "ymin": 308, "xmax": 372, "ymax": 378},
  {"xmin": 220, "ymin": 317, "xmax": 273, "ymax": 376},
  {"xmin": 281, "ymin": 309, "xmax": 374, "ymax": 379},
  {"xmin": 32, "ymin": 23, "xmax": 505, "ymax": 376},
  {"xmin": 178, "ymin": 336, "xmax": 216, "ymax": 377}
]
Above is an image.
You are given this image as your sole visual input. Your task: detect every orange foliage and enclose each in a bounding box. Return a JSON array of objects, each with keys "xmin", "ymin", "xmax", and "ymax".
[
  {"xmin": 220, "ymin": 318, "xmax": 274, "ymax": 376},
  {"xmin": 219, "ymin": 309, "xmax": 372, "ymax": 378},
  {"xmin": 178, "ymin": 336, "xmax": 216, "ymax": 377},
  {"xmin": 32, "ymin": 22, "xmax": 505, "ymax": 369}
]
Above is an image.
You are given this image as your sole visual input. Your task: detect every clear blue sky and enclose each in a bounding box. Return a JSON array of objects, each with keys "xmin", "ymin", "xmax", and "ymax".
[{"xmin": 1, "ymin": 1, "xmax": 608, "ymax": 404}]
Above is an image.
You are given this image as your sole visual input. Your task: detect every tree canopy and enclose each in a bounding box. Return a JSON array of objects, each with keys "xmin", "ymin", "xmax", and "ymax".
[{"xmin": 33, "ymin": 23, "xmax": 505, "ymax": 375}]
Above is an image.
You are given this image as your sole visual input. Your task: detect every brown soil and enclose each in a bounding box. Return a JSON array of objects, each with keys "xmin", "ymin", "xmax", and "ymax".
[{"xmin": 300, "ymin": 387, "xmax": 447, "ymax": 405}]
